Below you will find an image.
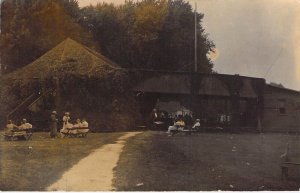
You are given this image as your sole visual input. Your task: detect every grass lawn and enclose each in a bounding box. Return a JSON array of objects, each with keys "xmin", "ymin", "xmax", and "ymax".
[
  {"xmin": 113, "ymin": 131, "xmax": 300, "ymax": 191},
  {"xmin": 0, "ymin": 132, "xmax": 123, "ymax": 191}
]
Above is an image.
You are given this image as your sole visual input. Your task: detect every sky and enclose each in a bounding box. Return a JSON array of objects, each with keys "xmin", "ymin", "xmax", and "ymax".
[{"xmin": 78, "ymin": 0, "xmax": 300, "ymax": 90}]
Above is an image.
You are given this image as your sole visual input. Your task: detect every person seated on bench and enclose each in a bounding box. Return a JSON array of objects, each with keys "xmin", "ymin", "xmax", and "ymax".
[
  {"xmin": 81, "ymin": 118, "xmax": 88, "ymax": 128},
  {"xmin": 192, "ymin": 119, "xmax": 200, "ymax": 130},
  {"xmin": 176, "ymin": 118, "xmax": 185, "ymax": 131},
  {"xmin": 73, "ymin": 119, "xmax": 81, "ymax": 128},
  {"xmin": 69, "ymin": 118, "xmax": 82, "ymax": 135},
  {"xmin": 166, "ymin": 119, "xmax": 185, "ymax": 134},
  {"xmin": 77, "ymin": 118, "xmax": 89, "ymax": 134},
  {"xmin": 167, "ymin": 123, "xmax": 179, "ymax": 135},
  {"xmin": 18, "ymin": 118, "xmax": 33, "ymax": 131},
  {"xmin": 68, "ymin": 119, "xmax": 82, "ymax": 135},
  {"xmin": 4, "ymin": 120, "xmax": 19, "ymax": 135}
]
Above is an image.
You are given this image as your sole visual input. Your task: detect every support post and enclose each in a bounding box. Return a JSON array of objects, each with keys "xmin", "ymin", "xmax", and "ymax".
[
  {"xmin": 54, "ymin": 77, "xmax": 60, "ymax": 110},
  {"xmin": 194, "ymin": 2, "xmax": 197, "ymax": 73}
]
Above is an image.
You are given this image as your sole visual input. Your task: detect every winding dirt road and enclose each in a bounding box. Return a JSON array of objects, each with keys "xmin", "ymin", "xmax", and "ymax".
[{"xmin": 46, "ymin": 132, "xmax": 141, "ymax": 191}]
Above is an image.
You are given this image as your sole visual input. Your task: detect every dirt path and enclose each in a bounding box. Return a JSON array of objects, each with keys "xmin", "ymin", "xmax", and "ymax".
[{"xmin": 46, "ymin": 132, "xmax": 141, "ymax": 191}]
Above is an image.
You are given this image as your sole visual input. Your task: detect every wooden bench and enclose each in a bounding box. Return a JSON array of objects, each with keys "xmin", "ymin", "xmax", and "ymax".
[
  {"xmin": 169, "ymin": 127, "xmax": 197, "ymax": 136},
  {"xmin": 76, "ymin": 127, "xmax": 89, "ymax": 138},
  {"xmin": 280, "ymin": 162, "xmax": 300, "ymax": 180},
  {"xmin": 4, "ymin": 130, "xmax": 32, "ymax": 141},
  {"xmin": 280, "ymin": 142, "xmax": 300, "ymax": 180},
  {"xmin": 182, "ymin": 129, "xmax": 198, "ymax": 135},
  {"xmin": 61, "ymin": 127, "xmax": 89, "ymax": 138}
]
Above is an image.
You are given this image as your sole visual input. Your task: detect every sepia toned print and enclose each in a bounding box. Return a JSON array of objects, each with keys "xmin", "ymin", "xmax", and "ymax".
[{"xmin": 0, "ymin": 0, "xmax": 300, "ymax": 191}]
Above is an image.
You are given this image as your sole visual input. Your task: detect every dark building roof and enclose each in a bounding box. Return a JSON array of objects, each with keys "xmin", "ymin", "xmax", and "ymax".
[
  {"xmin": 133, "ymin": 73, "xmax": 191, "ymax": 94},
  {"xmin": 265, "ymin": 84, "xmax": 300, "ymax": 95},
  {"xmin": 197, "ymin": 75, "xmax": 230, "ymax": 96},
  {"xmin": 133, "ymin": 71, "xmax": 265, "ymax": 98},
  {"xmin": 239, "ymin": 79, "xmax": 258, "ymax": 98}
]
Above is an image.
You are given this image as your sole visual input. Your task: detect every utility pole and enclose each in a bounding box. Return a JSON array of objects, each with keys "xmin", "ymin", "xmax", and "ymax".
[
  {"xmin": 191, "ymin": 2, "xmax": 198, "ymax": 119},
  {"xmin": 194, "ymin": 2, "xmax": 197, "ymax": 73}
]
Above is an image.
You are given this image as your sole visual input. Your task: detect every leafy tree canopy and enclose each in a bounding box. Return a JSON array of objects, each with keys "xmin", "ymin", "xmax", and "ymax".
[
  {"xmin": 0, "ymin": 0, "xmax": 94, "ymax": 73},
  {"xmin": 0, "ymin": 0, "xmax": 215, "ymax": 73}
]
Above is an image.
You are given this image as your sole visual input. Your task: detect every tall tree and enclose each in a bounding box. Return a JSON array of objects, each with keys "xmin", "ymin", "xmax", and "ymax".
[
  {"xmin": 157, "ymin": 0, "xmax": 214, "ymax": 72},
  {"xmin": 1, "ymin": 0, "xmax": 215, "ymax": 73},
  {"xmin": 79, "ymin": 0, "xmax": 214, "ymax": 72},
  {"xmin": 0, "ymin": 0, "xmax": 94, "ymax": 73}
]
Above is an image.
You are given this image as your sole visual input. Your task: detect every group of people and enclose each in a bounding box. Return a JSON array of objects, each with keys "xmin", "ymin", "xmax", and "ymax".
[
  {"xmin": 3, "ymin": 111, "xmax": 89, "ymax": 139},
  {"xmin": 50, "ymin": 111, "xmax": 89, "ymax": 138},
  {"xmin": 4, "ymin": 119, "xmax": 33, "ymax": 135},
  {"xmin": 166, "ymin": 117, "xmax": 201, "ymax": 135},
  {"xmin": 150, "ymin": 108, "xmax": 201, "ymax": 135}
]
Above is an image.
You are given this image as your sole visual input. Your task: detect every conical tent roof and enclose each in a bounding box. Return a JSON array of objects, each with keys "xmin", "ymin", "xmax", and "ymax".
[{"xmin": 3, "ymin": 38, "xmax": 121, "ymax": 80}]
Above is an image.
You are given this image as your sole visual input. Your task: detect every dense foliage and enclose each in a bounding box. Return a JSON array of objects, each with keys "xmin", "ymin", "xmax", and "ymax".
[
  {"xmin": 0, "ymin": 0, "xmax": 95, "ymax": 72},
  {"xmin": 0, "ymin": 0, "xmax": 214, "ymax": 73},
  {"xmin": 0, "ymin": 0, "xmax": 215, "ymax": 130}
]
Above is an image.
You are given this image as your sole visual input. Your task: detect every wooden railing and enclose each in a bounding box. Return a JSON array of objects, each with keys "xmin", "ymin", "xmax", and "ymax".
[{"xmin": 6, "ymin": 89, "xmax": 54, "ymax": 121}]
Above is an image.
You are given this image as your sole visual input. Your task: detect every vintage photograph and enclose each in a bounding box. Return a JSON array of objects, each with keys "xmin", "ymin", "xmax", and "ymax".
[{"xmin": 0, "ymin": 0, "xmax": 300, "ymax": 191}]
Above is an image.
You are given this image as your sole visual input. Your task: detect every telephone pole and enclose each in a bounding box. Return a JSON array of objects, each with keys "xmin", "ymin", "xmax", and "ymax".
[{"xmin": 194, "ymin": 2, "xmax": 197, "ymax": 73}]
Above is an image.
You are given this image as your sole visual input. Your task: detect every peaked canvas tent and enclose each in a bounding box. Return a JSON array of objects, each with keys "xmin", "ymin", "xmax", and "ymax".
[
  {"xmin": 0, "ymin": 38, "xmax": 139, "ymax": 131},
  {"xmin": 3, "ymin": 38, "xmax": 121, "ymax": 80}
]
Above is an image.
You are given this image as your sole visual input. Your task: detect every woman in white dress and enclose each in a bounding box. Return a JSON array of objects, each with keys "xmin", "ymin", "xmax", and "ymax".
[
  {"xmin": 77, "ymin": 118, "xmax": 89, "ymax": 134},
  {"xmin": 60, "ymin": 112, "xmax": 74, "ymax": 137}
]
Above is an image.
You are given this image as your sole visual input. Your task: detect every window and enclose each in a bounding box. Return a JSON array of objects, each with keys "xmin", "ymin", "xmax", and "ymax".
[
  {"xmin": 296, "ymin": 102, "xmax": 300, "ymax": 110},
  {"xmin": 278, "ymin": 99, "xmax": 286, "ymax": 115}
]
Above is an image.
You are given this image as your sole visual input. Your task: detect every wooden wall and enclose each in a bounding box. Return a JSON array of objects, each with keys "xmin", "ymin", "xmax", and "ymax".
[{"xmin": 262, "ymin": 86, "xmax": 300, "ymax": 133}]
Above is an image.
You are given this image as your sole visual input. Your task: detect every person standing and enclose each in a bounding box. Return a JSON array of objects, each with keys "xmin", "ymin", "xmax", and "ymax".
[
  {"xmin": 60, "ymin": 112, "xmax": 72, "ymax": 138},
  {"xmin": 62, "ymin": 112, "xmax": 71, "ymax": 129},
  {"xmin": 152, "ymin": 109, "xmax": 159, "ymax": 122},
  {"xmin": 50, "ymin": 111, "xmax": 58, "ymax": 138}
]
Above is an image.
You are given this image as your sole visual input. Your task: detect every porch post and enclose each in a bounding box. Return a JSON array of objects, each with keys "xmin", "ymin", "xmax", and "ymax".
[
  {"xmin": 54, "ymin": 77, "xmax": 61, "ymax": 110},
  {"xmin": 230, "ymin": 94, "xmax": 240, "ymax": 132}
]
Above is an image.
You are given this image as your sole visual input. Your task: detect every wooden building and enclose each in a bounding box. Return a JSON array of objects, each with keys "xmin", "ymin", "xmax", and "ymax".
[
  {"xmin": 1, "ymin": 38, "xmax": 300, "ymax": 132},
  {"xmin": 133, "ymin": 71, "xmax": 265, "ymax": 132},
  {"xmin": 133, "ymin": 70, "xmax": 300, "ymax": 133},
  {"xmin": 262, "ymin": 85, "xmax": 300, "ymax": 133}
]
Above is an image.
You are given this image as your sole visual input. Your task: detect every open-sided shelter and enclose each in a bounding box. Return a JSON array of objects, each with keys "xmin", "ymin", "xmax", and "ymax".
[{"xmin": 132, "ymin": 70, "xmax": 265, "ymax": 132}]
